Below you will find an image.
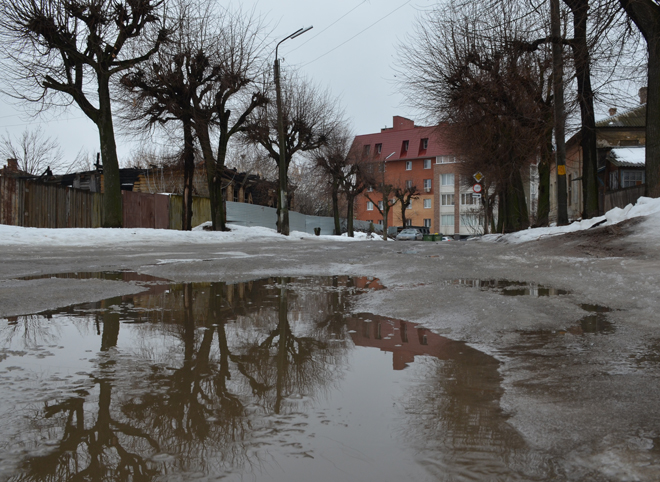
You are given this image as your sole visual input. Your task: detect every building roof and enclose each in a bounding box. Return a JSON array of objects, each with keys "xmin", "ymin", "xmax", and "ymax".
[
  {"xmin": 596, "ymin": 104, "xmax": 646, "ymax": 128},
  {"xmin": 607, "ymin": 147, "xmax": 645, "ymax": 167},
  {"xmin": 352, "ymin": 116, "xmax": 451, "ymax": 161}
]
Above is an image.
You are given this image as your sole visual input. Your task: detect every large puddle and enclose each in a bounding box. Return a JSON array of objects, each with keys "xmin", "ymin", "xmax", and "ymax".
[{"xmin": 0, "ymin": 275, "xmax": 559, "ymax": 481}]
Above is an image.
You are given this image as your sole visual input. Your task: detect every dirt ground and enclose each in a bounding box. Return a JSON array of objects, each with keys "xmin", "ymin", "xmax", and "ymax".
[{"xmin": 1, "ymin": 218, "xmax": 660, "ymax": 480}]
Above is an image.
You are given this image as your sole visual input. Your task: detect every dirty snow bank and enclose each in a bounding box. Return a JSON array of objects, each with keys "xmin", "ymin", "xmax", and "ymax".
[
  {"xmin": 481, "ymin": 196, "xmax": 660, "ymax": 244},
  {"xmin": 0, "ymin": 222, "xmax": 384, "ymax": 247}
]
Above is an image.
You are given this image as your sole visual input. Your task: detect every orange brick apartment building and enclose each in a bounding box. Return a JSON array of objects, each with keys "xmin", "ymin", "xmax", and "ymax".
[{"xmin": 353, "ymin": 116, "xmax": 481, "ymax": 236}]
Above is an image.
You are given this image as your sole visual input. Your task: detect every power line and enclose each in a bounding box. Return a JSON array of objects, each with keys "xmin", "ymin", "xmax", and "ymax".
[
  {"xmin": 300, "ymin": 0, "xmax": 414, "ymax": 68},
  {"xmin": 285, "ymin": 0, "xmax": 369, "ymax": 55}
]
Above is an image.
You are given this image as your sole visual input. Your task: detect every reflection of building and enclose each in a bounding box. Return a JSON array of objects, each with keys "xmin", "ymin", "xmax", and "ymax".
[{"xmin": 347, "ymin": 315, "xmax": 457, "ymax": 370}]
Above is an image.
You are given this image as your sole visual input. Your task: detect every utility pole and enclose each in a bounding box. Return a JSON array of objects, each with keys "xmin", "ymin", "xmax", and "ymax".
[
  {"xmin": 274, "ymin": 26, "xmax": 313, "ymax": 235},
  {"xmin": 551, "ymin": 0, "xmax": 569, "ymax": 224}
]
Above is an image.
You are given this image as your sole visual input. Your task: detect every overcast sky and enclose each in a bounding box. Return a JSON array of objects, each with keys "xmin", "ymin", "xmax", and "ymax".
[{"xmin": 0, "ymin": 0, "xmax": 434, "ymax": 167}]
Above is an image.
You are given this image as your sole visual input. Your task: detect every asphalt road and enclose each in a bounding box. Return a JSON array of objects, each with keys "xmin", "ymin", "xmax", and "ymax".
[{"xmin": 1, "ymin": 218, "xmax": 660, "ymax": 480}]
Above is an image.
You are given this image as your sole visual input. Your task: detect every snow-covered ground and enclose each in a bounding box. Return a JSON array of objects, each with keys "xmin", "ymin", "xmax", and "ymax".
[
  {"xmin": 0, "ymin": 221, "xmax": 385, "ymax": 246},
  {"xmin": 1, "ymin": 196, "xmax": 659, "ymax": 246},
  {"xmin": 481, "ymin": 196, "xmax": 660, "ymax": 244}
]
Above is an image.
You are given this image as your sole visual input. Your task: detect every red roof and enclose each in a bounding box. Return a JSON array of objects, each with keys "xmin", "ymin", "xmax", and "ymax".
[{"xmin": 352, "ymin": 116, "xmax": 452, "ymax": 161}]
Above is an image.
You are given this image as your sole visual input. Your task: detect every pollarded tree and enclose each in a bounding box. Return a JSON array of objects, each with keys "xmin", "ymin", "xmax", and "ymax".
[
  {"xmin": 243, "ymin": 74, "xmax": 343, "ymax": 235},
  {"xmin": 399, "ymin": 1, "xmax": 554, "ymax": 232},
  {"xmin": 0, "ymin": 0, "xmax": 171, "ymax": 227},
  {"xmin": 393, "ymin": 182, "xmax": 420, "ymax": 229},
  {"xmin": 361, "ymin": 159, "xmax": 398, "ymax": 240},
  {"xmin": 121, "ymin": 2, "xmax": 269, "ymax": 231}
]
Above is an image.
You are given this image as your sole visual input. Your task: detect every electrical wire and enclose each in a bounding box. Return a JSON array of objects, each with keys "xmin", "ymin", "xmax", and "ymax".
[{"xmin": 299, "ymin": 0, "xmax": 414, "ymax": 68}]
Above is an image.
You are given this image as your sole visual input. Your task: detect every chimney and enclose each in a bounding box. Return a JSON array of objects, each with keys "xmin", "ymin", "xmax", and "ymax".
[
  {"xmin": 609, "ymin": 108, "xmax": 617, "ymax": 117},
  {"xmin": 6, "ymin": 159, "xmax": 18, "ymax": 172},
  {"xmin": 392, "ymin": 116, "xmax": 415, "ymax": 131},
  {"xmin": 640, "ymin": 87, "xmax": 648, "ymax": 105}
]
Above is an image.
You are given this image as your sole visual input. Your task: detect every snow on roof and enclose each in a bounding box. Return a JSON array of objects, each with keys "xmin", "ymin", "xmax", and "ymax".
[{"xmin": 609, "ymin": 147, "xmax": 645, "ymax": 167}]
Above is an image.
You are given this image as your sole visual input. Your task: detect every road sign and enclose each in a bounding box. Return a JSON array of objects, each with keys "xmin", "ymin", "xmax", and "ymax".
[
  {"xmin": 473, "ymin": 193, "xmax": 482, "ymax": 199},
  {"xmin": 473, "ymin": 171, "xmax": 484, "ymax": 183},
  {"xmin": 473, "ymin": 183, "xmax": 483, "ymax": 193}
]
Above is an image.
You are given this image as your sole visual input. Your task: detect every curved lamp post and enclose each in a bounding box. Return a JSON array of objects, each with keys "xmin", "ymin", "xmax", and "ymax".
[{"xmin": 273, "ymin": 26, "xmax": 312, "ymax": 235}]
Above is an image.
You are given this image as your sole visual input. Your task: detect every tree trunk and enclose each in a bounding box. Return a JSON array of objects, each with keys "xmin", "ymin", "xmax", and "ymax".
[
  {"xmin": 97, "ymin": 77, "xmax": 122, "ymax": 228},
  {"xmin": 619, "ymin": 0, "xmax": 660, "ymax": 198},
  {"xmin": 566, "ymin": 0, "xmax": 599, "ymax": 218},
  {"xmin": 181, "ymin": 121, "xmax": 195, "ymax": 231},
  {"xmin": 498, "ymin": 169, "xmax": 530, "ymax": 233},
  {"xmin": 347, "ymin": 195, "xmax": 355, "ymax": 237},
  {"xmin": 197, "ymin": 124, "xmax": 225, "ymax": 231},
  {"xmin": 552, "ymin": 0, "xmax": 569, "ymax": 225},
  {"xmin": 536, "ymin": 131, "xmax": 553, "ymax": 226},
  {"xmin": 332, "ymin": 178, "xmax": 341, "ymax": 235}
]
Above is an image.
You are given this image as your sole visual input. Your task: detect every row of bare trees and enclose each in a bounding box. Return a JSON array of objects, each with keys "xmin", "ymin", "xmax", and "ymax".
[
  {"xmin": 398, "ymin": 0, "xmax": 654, "ymax": 232},
  {"xmin": 0, "ymin": 0, "xmax": 349, "ymax": 234}
]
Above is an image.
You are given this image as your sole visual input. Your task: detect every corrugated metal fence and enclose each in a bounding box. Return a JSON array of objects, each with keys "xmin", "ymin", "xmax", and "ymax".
[{"xmin": 1, "ymin": 176, "xmax": 355, "ymax": 235}]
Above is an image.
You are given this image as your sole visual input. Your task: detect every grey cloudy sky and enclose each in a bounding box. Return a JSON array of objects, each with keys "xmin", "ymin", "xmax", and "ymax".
[{"xmin": 0, "ymin": 0, "xmax": 432, "ymax": 167}]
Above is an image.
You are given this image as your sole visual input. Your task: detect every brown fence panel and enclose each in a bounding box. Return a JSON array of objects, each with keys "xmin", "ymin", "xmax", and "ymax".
[
  {"xmin": 604, "ymin": 184, "xmax": 645, "ymax": 213},
  {"xmin": 0, "ymin": 176, "xmax": 25, "ymax": 226},
  {"xmin": 169, "ymin": 195, "xmax": 211, "ymax": 230},
  {"xmin": 154, "ymin": 194, "xmax": 169, "ymax": 229}
]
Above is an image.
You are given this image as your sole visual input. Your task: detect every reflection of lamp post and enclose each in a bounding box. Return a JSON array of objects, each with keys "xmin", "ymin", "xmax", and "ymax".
[{"xmin": 274, "ymin": 26, "xmax": 313, "ymax": 235}]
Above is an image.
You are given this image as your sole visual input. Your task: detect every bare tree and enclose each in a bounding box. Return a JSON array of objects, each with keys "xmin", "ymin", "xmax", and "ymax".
[
  {"xmin": 362, "ymin": 160, "xmax": 398, "ymax": 240},
  {"xmin": 393, "ymin": 182, "xmax": 420, "ymax": 229},
  {"xmin": 244, "ymin": 74, "xmax": 343, "ymax": 235},
  {"xmin": 0, "ymin": 128, "xmax": 64, "ymax": 175},
  {"xmin": 121, "ymin": 2, "xmax": 268, "ymax": 231},
  {"xmin": 399, "ymin": 1, "xmax": 553, "ymax": 233},
  {"xmin": 0, "ymin": 0, "xmax": 171, "ymax": 227}
]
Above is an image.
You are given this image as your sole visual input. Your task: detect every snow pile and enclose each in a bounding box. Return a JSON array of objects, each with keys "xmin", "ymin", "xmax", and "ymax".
[
  {"xmin": 482, "ymin": 196, "xmax": 660, "ymax": 244},
  {"xmin": 0, "ymin": 222, "xmax": 384, "ymax": 247}
]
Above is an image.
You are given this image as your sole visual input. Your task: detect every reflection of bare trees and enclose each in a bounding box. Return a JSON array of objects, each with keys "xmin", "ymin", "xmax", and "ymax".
[
  {"xmin": 396, "ymin": 341, "xmax": 540, "ymax": 481},
  {"xmin": 4, "ymin": 276, "xmax": 358, "ymax": 481}
]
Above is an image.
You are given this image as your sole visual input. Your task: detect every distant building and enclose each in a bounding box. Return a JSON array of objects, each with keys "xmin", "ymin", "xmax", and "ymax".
[{"xmin": 353, "ymin": 116, "xmax": 482, "ymax": 236}]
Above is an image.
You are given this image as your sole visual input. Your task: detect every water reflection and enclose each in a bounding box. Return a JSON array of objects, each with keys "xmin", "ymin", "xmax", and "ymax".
[
  {"xmin": 0, "ymin": 276, "xmax": 540, "ymax": 481},
  {"xmin": 449, "ymin": 279, "xmax": 569, "ymax": 297}
]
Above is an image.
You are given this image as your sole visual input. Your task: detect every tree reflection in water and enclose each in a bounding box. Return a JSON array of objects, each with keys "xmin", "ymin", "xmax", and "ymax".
[{"xmin": 3, "ymin": 276, "xmax": 357, "ymax": 481}]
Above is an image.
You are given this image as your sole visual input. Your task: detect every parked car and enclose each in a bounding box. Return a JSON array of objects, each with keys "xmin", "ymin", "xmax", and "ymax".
[{"xmin": 396, "ymin": 228, "xmax": 424, "ymax": 241}]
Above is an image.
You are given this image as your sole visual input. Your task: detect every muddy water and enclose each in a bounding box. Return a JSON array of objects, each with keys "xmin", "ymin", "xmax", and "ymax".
[{"xmin": 0, "ymin": 275, "xmax": 555, "ymax": 481}]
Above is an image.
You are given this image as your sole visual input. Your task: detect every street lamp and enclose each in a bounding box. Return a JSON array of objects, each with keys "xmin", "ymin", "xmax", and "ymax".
[{"xmin": 274, "ymin": 26, "xmax": 313, "ymax": 235}]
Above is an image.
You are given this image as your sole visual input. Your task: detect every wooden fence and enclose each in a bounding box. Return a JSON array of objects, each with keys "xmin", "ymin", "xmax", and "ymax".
[
  {"xmin": 603, "ymin": 184, "xmax": 646, "ymax": 213},
  {"xmin": 1, "ymin": 176, "xmax": 103, "ymax": 228}
]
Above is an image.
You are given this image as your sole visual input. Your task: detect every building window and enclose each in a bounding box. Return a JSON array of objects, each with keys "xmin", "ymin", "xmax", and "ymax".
[
  {"xmin": 441, "ymin": 194, "xmax": 454, "ymax": 206},
  {"xmin": 406, "ymin": 161, "xmax": 412, "ymax": 170},
  {"xmin": 402, "ymin": 140, "xmax": 409, "ymax": 152},
  {"xmin": 363, "ymin": 145, "xmax": 370, "ymax": 156},
  {"xmin": 366, "ymin": 201, "xmax": 374, "ymax": 211},
  {"xmin": 437, "ymin": 156, "xmax": 456, "ymax": 164},
  {"xmin": 460, "ymin": 214, "xmax": 481, "ymax": 226},
  {"xmin": 424, "ymin": 179, "xmax": 432, "ymax": 192},
  {"xmin": 423, "ymin": 199, "xmax": 432, "ymax": 209},
  {"xmin": 406, "ymin": 180, "xmax": 413, "ymax": 188},
  {"xmin": 621, "ymin": 170, "xmax": 644, "ymax": 188},
  {"xmin": 375, "ymin": 143, "xmax": 382, "ymax": 154},
  {"xmin": 378, "ymin": 200, "xmax": 384, "ymax": 210},
  {"xmin": 406, "ymin": 201, "xmax": 412, "ymax": 210},
  {"xmin": 441, "ymin": 173, "xmax": 454, "ymax": 186},
  {"xmin": 405, "ymin": 219, "xmax": 412, "ymax": 226},
  {"xmin": 367, "ymin": 186, "xmax": 373, "ymax": 192},
  {"xmin": 441, "ymin": 215, "xmax": 455, "ymax": 226},
  {"xmin": 423, "ymin": 218, "xmax": 431, "ymax": 227},
  {"xmin": 377, "ymin": 219, "xmax": 383, "ymax": 225},
  {"xmin": 421, "ymin": 138, "xmax": 428, "ymax": 150},
  {"xmin": 424, "ymin": 159, "xmax": 432, "ymax": 169},
  {"xmin": 461, "ymin": 193, "xmax": 477, "ymax": 205}
]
